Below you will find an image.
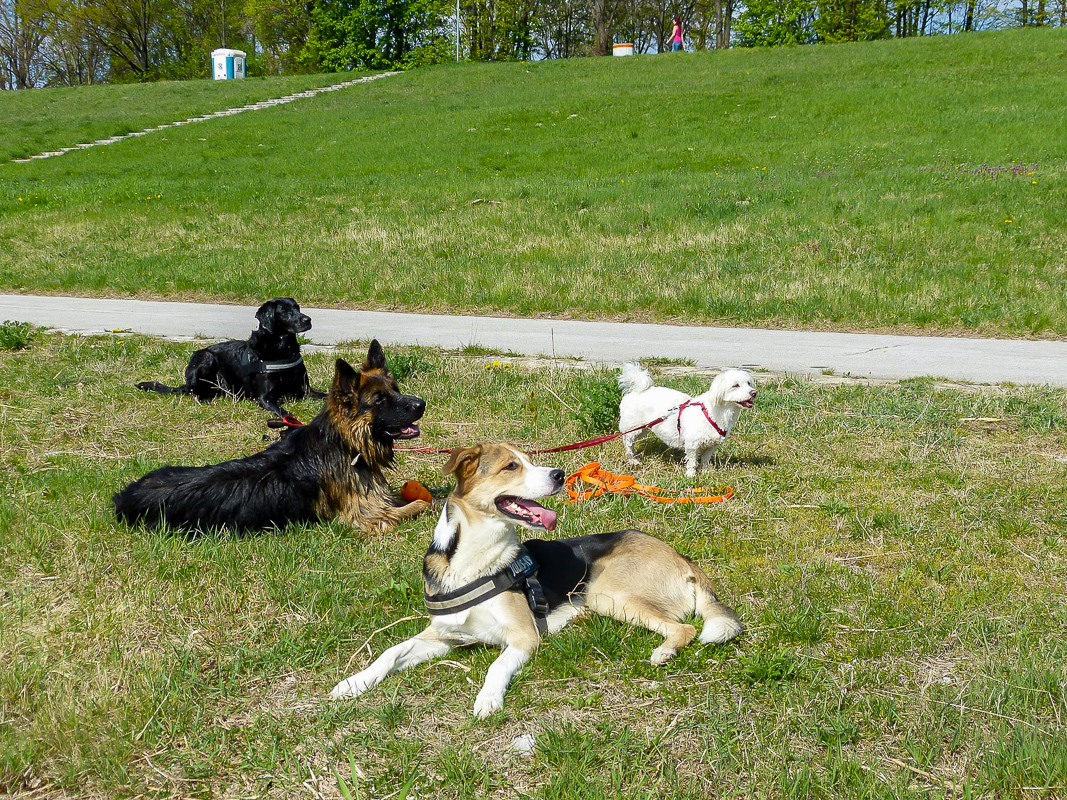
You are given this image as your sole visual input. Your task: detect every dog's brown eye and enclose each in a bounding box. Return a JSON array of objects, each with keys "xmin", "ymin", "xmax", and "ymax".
[{"xmin": 502, "ymin": 461, "xmax": 518, "ymax": 471}]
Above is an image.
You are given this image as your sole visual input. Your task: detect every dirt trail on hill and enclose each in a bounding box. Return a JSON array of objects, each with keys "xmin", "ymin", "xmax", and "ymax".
[{"xmin": 7, "ymin": 72, "xmax": 399, "ymax": 164}]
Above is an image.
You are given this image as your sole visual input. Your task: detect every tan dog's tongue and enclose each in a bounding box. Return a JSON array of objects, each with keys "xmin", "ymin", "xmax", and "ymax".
[
  {"xmin": 539, "ymin": 506, "xmax": 558, "ymax": 531},
  {"xmin": 514, "ymin": 499, "xmax": 557, "ymax": 531}
]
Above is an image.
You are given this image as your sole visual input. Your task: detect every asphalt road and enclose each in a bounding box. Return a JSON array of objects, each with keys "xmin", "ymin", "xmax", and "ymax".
[{"xmin": 2, "ymin": 294, "xmax": 1065, "ymax": 386}]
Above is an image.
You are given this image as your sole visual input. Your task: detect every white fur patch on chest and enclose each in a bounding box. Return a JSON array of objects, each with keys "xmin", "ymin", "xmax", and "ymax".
[
  {"xmin": 429, "ymin": 596, "xmax": 513, "ymax": 647},
  {"xmin": 432, "ymin": 505, "xmax": 457, "ymax": 551}
]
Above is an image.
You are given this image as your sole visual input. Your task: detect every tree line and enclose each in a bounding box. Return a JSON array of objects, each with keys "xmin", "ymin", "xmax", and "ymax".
[{"xmin": 1, "ymin": 0, "xmax": 1063, "ymax": 88}]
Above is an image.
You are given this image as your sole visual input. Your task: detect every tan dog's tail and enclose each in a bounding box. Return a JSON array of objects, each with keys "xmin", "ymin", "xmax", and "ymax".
[{"xmin": 691, "ymin": 567, "xmax": 743, "ymax": 645}]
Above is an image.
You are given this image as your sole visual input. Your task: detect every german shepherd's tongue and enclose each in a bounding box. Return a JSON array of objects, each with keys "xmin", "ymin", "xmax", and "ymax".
[
  {"xmin": 389, "ymin": 424, "xmax": 421, "ymax": 439},
  {"xmin": 499, "ymin": 497, "xmax": 558, "ymax": 531}
]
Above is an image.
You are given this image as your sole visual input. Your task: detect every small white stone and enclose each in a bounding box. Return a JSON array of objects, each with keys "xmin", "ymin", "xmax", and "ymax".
[{"xmin": 510, "ymin": 734, "xmax": 536, "ymax": 756}]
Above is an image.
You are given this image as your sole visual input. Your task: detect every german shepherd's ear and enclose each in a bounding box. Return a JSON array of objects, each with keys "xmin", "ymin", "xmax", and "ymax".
[
  {"xmin": 255, "ymin": 300, "xmax": 278, "ymax": 333},
  {"xmin": 332, "ymin": 358, "xmax": 359, "ymax": 396},
  {"xmin": 443, "ymin": 445, "xmax": 482, "ymax": 481},
  {"xmin": 362, "ymin": 339, "xmax": 388, "ymax": 374}
]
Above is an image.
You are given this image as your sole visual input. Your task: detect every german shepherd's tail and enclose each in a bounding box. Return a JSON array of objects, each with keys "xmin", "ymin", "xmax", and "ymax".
[{"xmin": 690, "ymin": 566, "xmax": 743, "ymax": 644}]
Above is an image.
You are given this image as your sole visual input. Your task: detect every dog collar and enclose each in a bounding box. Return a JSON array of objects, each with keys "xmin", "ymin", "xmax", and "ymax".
[
  {"xmin": 677, "ymin": 399, "xmax": 728, "ymax": 439},
  {"xmin": 424, "ymin": 546, "xmax": 549, "ymax": 620},
  {"xmin": 259, "ymin": 355, "xmax": 304, "ymax": 372},
  {"xmin": 241, "ymin": 355, "xmax": 304, "ymax": 378}
]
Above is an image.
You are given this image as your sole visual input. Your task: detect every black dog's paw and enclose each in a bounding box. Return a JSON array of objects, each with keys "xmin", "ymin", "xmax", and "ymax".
[{"xmin": 135, "ymin": 381, "xmax": 154, "ymax": 391}]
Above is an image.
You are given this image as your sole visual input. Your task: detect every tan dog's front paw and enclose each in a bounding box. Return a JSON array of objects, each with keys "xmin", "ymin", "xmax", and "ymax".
[
  {"xmin": 650, "ymin": 645, "xmax": 677, "ymax": 665},
  {"xmin": 330, "ymin": 673, "xmax": 372, "ymax": 699},
  {"xmin": 473, "ymin": 689, "xmax": 505, "ymax": 718}
]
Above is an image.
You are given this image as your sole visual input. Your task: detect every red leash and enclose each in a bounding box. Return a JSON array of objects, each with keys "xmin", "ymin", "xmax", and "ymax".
[
  {"xmin": 267, "ymin": 414, "xmax": 307, "ymax": 430},
  {"xmin": 395, "ymin": 414, "xmax": 672, "ymax": 455},
  {"xmin": 528, "ymin": 400, "xmax": 728, "ymax": 454},
  {"xmin": 528, "ymin": 414, "xmax": 670, "ymax": 454},
  {"xmin": 275, "ymin": 403, "xmax": 721, "ymax": 457}
]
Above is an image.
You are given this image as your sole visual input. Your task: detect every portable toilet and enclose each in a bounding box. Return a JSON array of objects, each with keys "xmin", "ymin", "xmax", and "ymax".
[{"xmin": 211, "ymin": 48, "xmax": 246, "ymax": 80}]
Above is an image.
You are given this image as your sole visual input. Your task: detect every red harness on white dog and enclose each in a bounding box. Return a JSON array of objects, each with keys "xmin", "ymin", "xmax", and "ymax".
[{"xmin": 676, "ymin": 400, "xmax": 728, "ymax": 439}]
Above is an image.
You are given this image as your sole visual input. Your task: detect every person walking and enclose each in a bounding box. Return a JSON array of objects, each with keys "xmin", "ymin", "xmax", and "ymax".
[{"xmin": 670, "ymin": 17, "xmax": 684, "ymax": 51}]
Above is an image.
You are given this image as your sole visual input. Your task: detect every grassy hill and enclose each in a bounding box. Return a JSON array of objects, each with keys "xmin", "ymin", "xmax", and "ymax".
[
  {"xmin": 0, "ymin": 73, "xmax": 356, "ymax": 162},
  {"xmin": 1, "ymin": 30, "xmax": 1066, "ymax": 337}
]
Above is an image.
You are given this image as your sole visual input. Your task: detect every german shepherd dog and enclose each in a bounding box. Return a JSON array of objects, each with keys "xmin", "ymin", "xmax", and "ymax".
[
  {"xmin": 330, "ymin": 442, "xmax": 742, "ymax": 717},
  {"xmin": 114, "ymin": 341, "xmax": 430, "ymax": 535},
  {"xmin": 136, "ymin": 297, "xmax": 323, "ymax": 418}
]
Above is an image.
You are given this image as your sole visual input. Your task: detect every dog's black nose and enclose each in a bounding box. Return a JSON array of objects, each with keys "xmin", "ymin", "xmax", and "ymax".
[
  {"xmin": 550, "ymin": 469, "xmax": 565, "ymax": 485},
  {"xmin": 410, "ymin": 397, "xmax": 426, "ymax": 416}
]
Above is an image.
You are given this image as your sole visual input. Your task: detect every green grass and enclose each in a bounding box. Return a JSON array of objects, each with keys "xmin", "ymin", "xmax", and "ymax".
[
  {"xmin": 0, "ymin": 73, "xmax": 360, "ymax": 162},
  {"xmin": 2, "ymin": 332, "xmax": 1067, "ymax": 797},
  {"xmin": 1, "ymin": 29, "xmax": 1066, "ymax": 337},
  {"xmin": 0, "ymin": 320, "xmax": 35, "ymax": 350}
]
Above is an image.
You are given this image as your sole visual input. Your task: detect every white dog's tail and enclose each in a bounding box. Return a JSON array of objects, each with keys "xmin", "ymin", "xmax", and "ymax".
[{"xmin": 618, "ymin": 362, "xmax": 653, "ymax": 395}]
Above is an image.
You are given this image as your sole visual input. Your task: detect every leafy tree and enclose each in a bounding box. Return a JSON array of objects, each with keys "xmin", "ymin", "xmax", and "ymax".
[
  {"xmin": 245, "ymin": 0, "xmax": 314, "ymax": 71},
  {"xmin": 39, "ymin": 0, "xmax": 109, "ymax": 84},
  {"xmin": 0, "ymin": 0, "xmax": 48, "ymax": 87},
  {"xmin": 890, "ymin": 0, "xmax": 930, "ymax": 35},
  {"xmin": 306, "ymin": 0, "xmax": 451, "ymax": 70},
  {"xmin": 533, "ymin": 0, "xmax": 592, "ymax": 57},
  {"xmin": 463, "ymin": 0, "xmax": 535, "ymax": 60},
  {"xmin": 157, "ymin": 0, "xmax": 230, "ymax": 78},
  {"xmin": 81, "ymin": 0, "xmax": 164, "ymax": 78},
  {"xmin": 691, "ymin": 0, "xmax": 737, "ymax": 49},
  {"xmin": 734, "ymin": 0, "xmax": 817, "ymax": 45},
  {"xmin": 587, "ymin": 0, "xmax": 612, "ymax": 53},
  {"xmin": 815, "ymin": 0, "xmax": 889, "ymax": 39}
]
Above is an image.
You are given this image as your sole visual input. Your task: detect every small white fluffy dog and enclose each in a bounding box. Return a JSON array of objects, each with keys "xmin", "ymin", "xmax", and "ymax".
[{"xmin": 618, "ymin": 364, "xmax": 757, "ymax": 477}]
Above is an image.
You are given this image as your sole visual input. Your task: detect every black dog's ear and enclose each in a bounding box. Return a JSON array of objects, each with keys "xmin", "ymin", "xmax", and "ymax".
[
  {"xmin": 332, "ymin": 358, "xmax": 359, "ymax": 396},
  {"xmin": 362, "ymin": 339, "xmax": 388, "ymax": 373},
  {"xmin": 255, "ymin": 300, "xmax": 278, "ymax": 333}
]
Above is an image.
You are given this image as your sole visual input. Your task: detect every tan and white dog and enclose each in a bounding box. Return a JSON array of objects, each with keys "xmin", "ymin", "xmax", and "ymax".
[{"xmin": 330, "ymin": 443, "xmax": 742, "ymax": 718}]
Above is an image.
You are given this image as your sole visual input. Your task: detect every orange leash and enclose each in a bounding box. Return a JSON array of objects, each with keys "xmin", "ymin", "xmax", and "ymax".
[{"xmin": 564, "ymin": 462, "xmax": 734, "ymax": 505}]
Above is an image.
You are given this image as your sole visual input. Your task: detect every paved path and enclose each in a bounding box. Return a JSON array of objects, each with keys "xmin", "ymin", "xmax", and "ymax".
[
  {"xmin": 7, "ymin": 72, "xmax": 399, "ymax": 164},
  {"xmin": 3, "ymin": 294, "xmax": 1065, "ymax": 386}
]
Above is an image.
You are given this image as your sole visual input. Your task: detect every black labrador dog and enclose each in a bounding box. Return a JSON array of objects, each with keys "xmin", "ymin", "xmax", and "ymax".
[{"xmin": 136, "ymin": 297, "xmax": 324, "ymax": 417}]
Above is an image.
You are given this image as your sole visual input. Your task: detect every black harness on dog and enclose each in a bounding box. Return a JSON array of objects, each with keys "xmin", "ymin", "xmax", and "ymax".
[
  {"xmin": 240, "ymin": 355, "xmax": 304, "ymax": 379},
  {"xmin": 424, "ymin": 547, "xmax": 549, "ymax": 632}
]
